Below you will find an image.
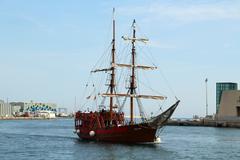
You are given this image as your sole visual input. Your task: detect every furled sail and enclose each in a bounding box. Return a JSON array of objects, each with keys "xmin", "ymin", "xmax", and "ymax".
[
  {"xmin": 113, "ymin": 63, "xmax": 157, "ymax": 70},
  {"xmin": 101, "ymin": 93, "xmax": 166, "ymax": 100},
  {"xmin": 91, "ymin": 68, "xmax": 112, "ymax": 73}
]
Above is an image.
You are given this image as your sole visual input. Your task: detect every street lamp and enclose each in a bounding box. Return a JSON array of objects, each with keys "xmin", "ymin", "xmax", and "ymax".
[{"xmin": 205, "ymin": 78, "xmax": 208, "ymax": 117}]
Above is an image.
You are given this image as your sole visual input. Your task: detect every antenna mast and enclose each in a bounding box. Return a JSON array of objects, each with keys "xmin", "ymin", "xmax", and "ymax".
[{"xmin": 205, "ymin": 78, "xmax": 208, "ymax": 116}]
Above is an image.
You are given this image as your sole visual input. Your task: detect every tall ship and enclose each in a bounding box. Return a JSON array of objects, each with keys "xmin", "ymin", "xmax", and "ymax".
[{"xmin": 74, "ymin": 9, "xmax": 180, "ymax": 143}]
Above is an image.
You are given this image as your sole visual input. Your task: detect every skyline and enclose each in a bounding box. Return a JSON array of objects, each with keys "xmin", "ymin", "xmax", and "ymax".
[{"xmin": 1, "ymin": 0, "xmax": 240, "ymax": 118}]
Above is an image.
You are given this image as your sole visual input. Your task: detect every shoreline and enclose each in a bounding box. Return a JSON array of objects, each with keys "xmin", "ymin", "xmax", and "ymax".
[
  {"xmin": 1, "ymin": 117, "xmax": 240, "ymax": 129},
  {"xmin": 0, "ymin": 117, "xmax": 73, "ymax": 120}
]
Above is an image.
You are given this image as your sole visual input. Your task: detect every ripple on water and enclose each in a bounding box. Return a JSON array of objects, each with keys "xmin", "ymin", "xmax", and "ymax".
[{"xmin": 0, "ymin": 120, "xmax": 240, "ymax": 160}]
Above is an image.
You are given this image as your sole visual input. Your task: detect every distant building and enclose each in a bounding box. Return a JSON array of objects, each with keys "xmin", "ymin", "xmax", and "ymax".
[
  {"xmin": 58, "ymin": 108, "xmax": 67, "ymax": 113},
  {"xmin": 0, "ymin": 100, "xmax": 58, "ymax": 118},
  {"xmin": 23, "ymin": 101, "xmax": 57, "ymax": 118},
  {"xmin": 57, "ymin": 107, "xmax": 68, "ymax": 117},
  {"xmin": 10, "ymin": 102, "xmax": 25, "ymax": 114},
  {"xmin": 35, "ymin": 111, "xmax": 56, "ymax": 119},
  {"xmin": 8, "ymin": 101, "xmax": 57, "ymax": 118},
  {"xmin": 217, "ymin": 90, "xmax": 240, "ymax": 119},
  {"xmin": 24, "ymin": 101, "xmax": 57, "ymax": 113},
  {"xmin": 216, "ymin": 82, "xmax": 238, "ymax": 114},
  {"xmin": 216, "ymin": 82, "xmax": 240, "ymax": 120},
  {"xmin": 0, "ymin": 100, "xmax": 12, "ymax": 117}
]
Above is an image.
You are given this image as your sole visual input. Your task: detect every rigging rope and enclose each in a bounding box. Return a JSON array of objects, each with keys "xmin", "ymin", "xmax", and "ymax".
[{"xmin": 119, "ymin": 90, "xmax": 129, "ymax": 113}]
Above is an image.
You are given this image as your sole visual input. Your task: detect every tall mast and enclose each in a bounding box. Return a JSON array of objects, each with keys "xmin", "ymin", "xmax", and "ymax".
[
  {"xmin": 109, "ymin": 8, "xmax": 116, "ymax": 121},
  {"xmin": 130, "ymin": 19, "xmax": 136, "ymax": 125}
]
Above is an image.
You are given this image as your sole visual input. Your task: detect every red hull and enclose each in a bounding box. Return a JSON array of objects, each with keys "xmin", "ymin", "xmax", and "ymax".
[
  {"xmin": 74, "ymin": 100, "xmax": 180, "ymax": 143},
  {"xmin": 77, "ymin": 124, "xmax": 157, "ymax": 143}
]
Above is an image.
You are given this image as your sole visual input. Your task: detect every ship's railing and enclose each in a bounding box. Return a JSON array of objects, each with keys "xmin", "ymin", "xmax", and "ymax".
[{"xmin": 75, "ymin": 111, "xmax": 125, "ymax": 129}]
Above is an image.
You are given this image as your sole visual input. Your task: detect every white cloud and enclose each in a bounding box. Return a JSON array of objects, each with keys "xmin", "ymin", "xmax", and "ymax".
[
  {"xmin": 149, "ymin": 40, "xmax": 176, "ymax": 49},
  {"xmin": 119, "ymin": 1, "xmax": 240, "ymax": 23}
]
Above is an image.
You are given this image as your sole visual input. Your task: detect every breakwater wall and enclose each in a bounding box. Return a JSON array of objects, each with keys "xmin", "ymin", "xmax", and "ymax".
[{"xmin": 167, "ymin": 119, "xmax": 240, "ymax": 128}]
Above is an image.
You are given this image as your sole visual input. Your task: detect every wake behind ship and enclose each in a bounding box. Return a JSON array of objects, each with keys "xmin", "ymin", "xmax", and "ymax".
[{"xmin": 74, "ymin": 9, "xmax": 180, "ymax": 143}]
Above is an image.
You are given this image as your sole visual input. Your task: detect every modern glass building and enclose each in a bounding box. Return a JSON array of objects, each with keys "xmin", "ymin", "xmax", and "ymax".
[{"xmin": 216, "ymin": 82, "xmax": 238, "ymax": 113}]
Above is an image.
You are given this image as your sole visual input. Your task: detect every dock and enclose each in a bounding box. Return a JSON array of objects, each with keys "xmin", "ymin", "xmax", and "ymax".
[{"xmin": 167, "ymin": 119, "xmax": 240, "ymax": 128}]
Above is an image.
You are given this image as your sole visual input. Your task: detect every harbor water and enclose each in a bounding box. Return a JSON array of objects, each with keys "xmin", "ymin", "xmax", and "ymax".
[{"xmin": 0, "ymin": 119, "xmax": 240, "ymax": 160}]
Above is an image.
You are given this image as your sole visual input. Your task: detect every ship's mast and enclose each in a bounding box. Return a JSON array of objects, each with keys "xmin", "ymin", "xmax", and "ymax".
[
  {"xmin": 130, "ymin": 20, "xmax": 136, "ymax": 125},
  {"xmin": 109, "ymin": 8, "xmax": 116, "ymax": 122},
  {"xmin": 93, "ymin": 16, "xmax": 167, "ymax": 124}
]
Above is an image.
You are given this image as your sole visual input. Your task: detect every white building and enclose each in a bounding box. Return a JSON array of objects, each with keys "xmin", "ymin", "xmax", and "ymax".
[
  {"xmin": 0, "ymin": 100, "xmax": 12, "ymax": 117},
  {"xmin": 36, "ymin": 111, "xmax": 56, "ymax": 119},
  {"xmin": 24, "ymin": 101, "xmax": 57, "ymax": 113}
]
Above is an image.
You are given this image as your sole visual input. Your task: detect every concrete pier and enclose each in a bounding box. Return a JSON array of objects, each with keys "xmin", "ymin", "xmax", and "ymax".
[{"xmin": 167, "ymin": 119, "xmax": 240, "ymax": 128}]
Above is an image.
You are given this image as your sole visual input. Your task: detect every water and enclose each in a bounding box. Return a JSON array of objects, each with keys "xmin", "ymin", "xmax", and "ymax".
[{"xmin": 0, "ymin": 119, "xmax": 240, "ymax": 160}]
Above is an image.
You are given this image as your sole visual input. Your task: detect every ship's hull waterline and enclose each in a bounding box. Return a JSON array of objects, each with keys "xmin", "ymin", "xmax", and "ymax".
[
  {"xmin": 77, "ymin": 124, "xmax": 158, "ymax": 143},
  {"xmin": 75, "ymin": 100, "xmax": 180, "ymax": 143}
]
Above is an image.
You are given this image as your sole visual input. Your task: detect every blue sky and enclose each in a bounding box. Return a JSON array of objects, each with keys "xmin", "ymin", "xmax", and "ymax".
[{"xmin": 0, "ymin": 0, "xmax": 240, "ymax": 117}]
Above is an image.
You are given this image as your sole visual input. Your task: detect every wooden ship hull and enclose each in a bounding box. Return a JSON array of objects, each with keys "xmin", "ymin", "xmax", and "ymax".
[
  {"xmin": 75, "ymin": 100, "xmax": 179, "ymax": 143},
  {"xmin": 77, "ymin": 124, "xmax": 157, "ymax": 143}
]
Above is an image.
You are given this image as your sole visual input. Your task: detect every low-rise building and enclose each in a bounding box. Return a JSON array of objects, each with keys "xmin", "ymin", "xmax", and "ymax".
[
  {"xmin": 24, "ymin": 101, "xmax": 57, "ymax": 113},
  {"xmin": 35, "ymin": 111, "xmax": 56, "ymax": 119},
  {"xmin": 10, "ymin": 102, "xmax": 24, "ymax": 113}
]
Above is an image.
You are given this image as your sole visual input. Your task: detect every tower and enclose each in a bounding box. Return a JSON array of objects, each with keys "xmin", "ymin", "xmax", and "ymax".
[{"xmin": 216, "ymin": 82, "xmax": 238, "ymax": 114}]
